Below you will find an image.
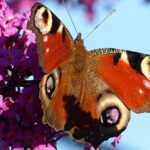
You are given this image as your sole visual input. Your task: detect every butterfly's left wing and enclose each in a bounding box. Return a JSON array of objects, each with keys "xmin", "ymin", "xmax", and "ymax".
[{"xmin": 90, "ymin": 48, "xmax": 150, "ymax": 113}]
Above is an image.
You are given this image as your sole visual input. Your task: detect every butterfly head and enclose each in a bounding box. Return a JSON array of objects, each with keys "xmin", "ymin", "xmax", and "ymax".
[{"xmin": 75, "ymin": 32, "xmax": 84, "ymax": 46}]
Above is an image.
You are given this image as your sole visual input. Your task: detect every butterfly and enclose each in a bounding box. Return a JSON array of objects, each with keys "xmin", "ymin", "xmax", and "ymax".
[{"xmin": 27, "ymin": 3, "xmax": 150, "ymax": 148}]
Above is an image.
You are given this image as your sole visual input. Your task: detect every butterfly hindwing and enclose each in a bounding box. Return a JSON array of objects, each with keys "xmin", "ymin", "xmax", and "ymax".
[
  {"xmin": 90, "ymin": 48, "xmax": 150, "ymax": 113},
  {"xmin": 28, "ymin": 3, "xmax": 73, "ymax": 73}
]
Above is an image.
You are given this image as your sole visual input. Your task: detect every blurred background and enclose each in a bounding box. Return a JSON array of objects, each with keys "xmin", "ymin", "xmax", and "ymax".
[{"xmin": 6, "ymin": 0, "xmax": 150, "ymax": 149}]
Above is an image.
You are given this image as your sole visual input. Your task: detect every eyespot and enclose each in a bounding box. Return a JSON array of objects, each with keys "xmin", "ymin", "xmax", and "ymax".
[
  {"xmin": 39, "ymin": 68, "xmax": 61, "ymax": 125},
  {"xmin": 96, "ymin": 93, "xmax": 130, "ymax": 130},
  {"xmin": 100, "ymin": 106, "xmax": 120, "ymax": 126},
  {"xmin": 75, "ymin": 33, "xmax": 82, "ymax": 43},
  {"xmin": 45, "ymin": 75, "xmax": 55, "ymax": 99},
  {"xmin": 141, "ymin": 56, "xmax": 150, "ymax": 80},
  {"xmin": 45, "ymin": 69, "xmax": 60, "ymax": 99},
  {"xmin": 34, "ymin": 7, "xmax": 52, "ymax": 34}
]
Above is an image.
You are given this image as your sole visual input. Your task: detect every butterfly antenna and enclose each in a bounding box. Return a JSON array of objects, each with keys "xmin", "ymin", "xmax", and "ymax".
[
  {"xmin": 62, "ymin": 0, "xmax": 78, "ymax": 35},
  {"xmin": 84, "ymin": 9, "xmax": 116, "ymax": 40}
]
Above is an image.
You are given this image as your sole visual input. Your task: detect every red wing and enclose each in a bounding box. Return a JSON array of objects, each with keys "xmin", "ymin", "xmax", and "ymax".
[
  {"xmin": 90, "ymin": 48, "xmax": 150, "ymax": 113},
  {"xmin": 28, "ymin": 3, "xmax": 73, "ymax": 73}
]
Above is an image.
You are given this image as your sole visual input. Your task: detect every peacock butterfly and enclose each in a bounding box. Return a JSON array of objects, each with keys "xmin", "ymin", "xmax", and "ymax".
[{"xmin": 27, "ymin": 3, "xmax": 150, "ymax": 148}]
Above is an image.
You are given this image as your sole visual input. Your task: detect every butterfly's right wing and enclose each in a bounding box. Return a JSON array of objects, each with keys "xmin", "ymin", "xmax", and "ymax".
[{"xmin": 28, "ymin": 3, "xmax": 73, "ymax": 73}]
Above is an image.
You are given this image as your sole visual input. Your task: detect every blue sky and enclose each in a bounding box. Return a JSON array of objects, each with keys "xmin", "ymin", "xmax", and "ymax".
[{"xmin": 42, "ymin": 0, "xmax": 150, "ymax": 149}]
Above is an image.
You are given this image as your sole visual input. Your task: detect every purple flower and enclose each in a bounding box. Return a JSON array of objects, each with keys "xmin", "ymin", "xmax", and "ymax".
[
  {"xmin": 0, "ymin": 1, "xmax": 60, "ymax": 150},
  {"xmin": 13, "ymin": 148, "xmax": 24, "ymax": 150},
  {"xmin": 0, "ymin": 0, "xmax": 31, "ymax": 37},
  {"xmin": 111, "ymin": 135, "xmax": 122, "ymax": 147},
  {"xmin": 0, "ymin": 95, "xmax": 14, "ymax": 114},
  {"xmin": 4, "ymin": 27, "xmax": 18, "ymax": 36},
  {"xmin": 0, "ymin": 95, "xmax": 9, "ymax": 114},
  {"xmin": 34, "ymin": 144, "xmax": 56, "ymax": 150},
  {"xmin": 25, "ymin": 30, "xmax": 36, "ymax": 46},
  {"xmin": 0, "ymin": 75, "xmax": 3, "ymax": 81}
]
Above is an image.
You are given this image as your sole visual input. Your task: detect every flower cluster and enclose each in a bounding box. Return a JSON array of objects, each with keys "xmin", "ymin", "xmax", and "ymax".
[{"xmin": 0, "ymin": 0, "xmax": 58, "ymax": 149}]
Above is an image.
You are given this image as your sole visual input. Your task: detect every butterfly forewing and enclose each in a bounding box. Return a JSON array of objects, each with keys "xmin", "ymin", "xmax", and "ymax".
[{"xmin": 28, "ymin": 3, "xmax": 73, "ymax": 73}]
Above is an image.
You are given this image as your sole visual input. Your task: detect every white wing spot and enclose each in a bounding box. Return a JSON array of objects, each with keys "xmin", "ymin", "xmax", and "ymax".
[
  {"xmin": 43, "ymin": 35, "xmax": 48, "ymax": 42},
  {"xmin": 46, "ymin": 48, "xmax": 49, "ymax": 53},
  {"xmin": 139, "ymin": 89, "xmax": 143, "ymax": 94}
]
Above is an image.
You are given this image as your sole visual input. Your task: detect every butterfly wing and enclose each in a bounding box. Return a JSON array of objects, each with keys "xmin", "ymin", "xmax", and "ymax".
[
  {"xmin": 28, "ymin": 3, "xmax": 73, "ymax": 73},
  {"xmin": 90, "ymin": 48, "xmax": 150, "ymax": 113}
]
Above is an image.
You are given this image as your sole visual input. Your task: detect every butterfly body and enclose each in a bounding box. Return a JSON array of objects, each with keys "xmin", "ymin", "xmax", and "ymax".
[{"xmin": 28, "ymin": 3, "xmax": 150, "ymax": 148}]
